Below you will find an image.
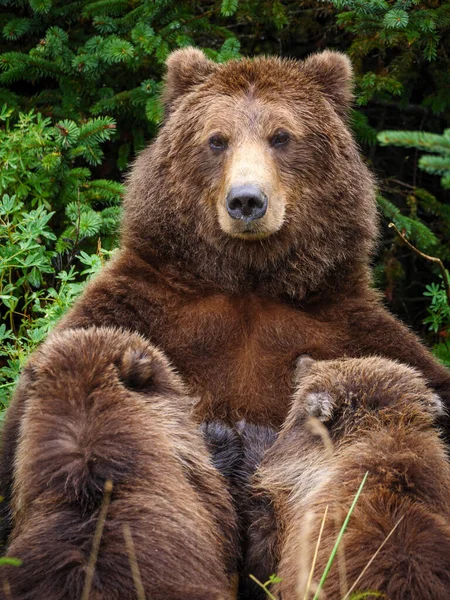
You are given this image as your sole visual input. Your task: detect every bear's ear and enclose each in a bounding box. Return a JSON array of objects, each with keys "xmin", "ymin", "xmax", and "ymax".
[
  {"xmin": 294, "ymin": 355, "xmax": 315, "ymax": 383},
  {"xmin": 306, "ymin": 391, "xmax": 334, "ymax": 422},
  {"xmin": 302, "ymin": 50, "xmax": 353, "ymax": 119},
  {"xmin": 163, "ymin": 47, "xmax": 216, "ymax": 111}
]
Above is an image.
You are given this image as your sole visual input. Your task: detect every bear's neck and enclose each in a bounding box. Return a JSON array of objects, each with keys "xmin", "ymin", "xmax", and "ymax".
[{"xmin": 123, "ymin": 238, "xmax": 373, "ymax": 305}]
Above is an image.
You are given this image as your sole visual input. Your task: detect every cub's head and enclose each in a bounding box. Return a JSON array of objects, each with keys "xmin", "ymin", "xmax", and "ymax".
[
  {"xmin": 124, "ymin": 48, "xmax": 377, "ymax": 296},
  {"xmin": 290, "ymin": 356, "xmax": 445, "ymax": 434}
]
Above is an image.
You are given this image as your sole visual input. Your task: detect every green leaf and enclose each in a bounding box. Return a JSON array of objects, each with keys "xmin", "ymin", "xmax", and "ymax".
[
  {"xmin": 102, "ymin": 37, "xmax": 135, "ymax": 64},
  {"xmin": 221, "ymin": 0, "xmax": 239, "ymax": 17},
  {"xmin": 383, "ymin": 9, "xmax": 409, "ymax": 29},
  {"xmin": 131, "ymin": 24, "xmax": 156, "ymax": 54},
  {"xmin": 3, "ymin": 19, "xmax": 31, "ymax": 41},
  {"xmin": 29, "ymin": 0, "xmax": 52, "ymax": 13},
  {"xmin": 78, "ymin": 210, "xmax": 102, "ymax": 238},
  {"xmin": 145, "ymin": 96, "xmax": 163, "ymax": 124},
  {"xmin": 54, "ymin": 120, "xmax": 80, "ymax": 148},
  {"xmin": 0, "ymin": 557, "xmax": 22, "ymax": 567},
  {"xmin": 217, "ymin": 38, "xmax": 241, "ymax": 62}
]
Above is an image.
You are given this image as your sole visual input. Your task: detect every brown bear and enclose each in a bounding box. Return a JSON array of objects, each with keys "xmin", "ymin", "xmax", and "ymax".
[
  {"xmin": 1, "ymin": 47, "xmax": 450, "ymax": 597},
  {"xmin": 0, "ymin": 327, "xmax": 238, "ymax": 599},
  {"xmin": 255, "ymin": 356, "xmax": 450, "ymax": 599}
]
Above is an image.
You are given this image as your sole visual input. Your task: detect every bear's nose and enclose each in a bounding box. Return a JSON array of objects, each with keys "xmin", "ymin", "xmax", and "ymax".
[{"xmin": 226, "ymin": 185, "xmax": 268, "ymax": 222}]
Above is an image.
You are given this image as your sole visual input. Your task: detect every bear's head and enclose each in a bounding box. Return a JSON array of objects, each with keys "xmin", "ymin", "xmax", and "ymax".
[
  {"xmin": 123, "ymin": 48, "xmax": 378, "ymax": 299},
  {"xmin": 290, "ymin": 355, "xmax": 445, "ymax": 435}
]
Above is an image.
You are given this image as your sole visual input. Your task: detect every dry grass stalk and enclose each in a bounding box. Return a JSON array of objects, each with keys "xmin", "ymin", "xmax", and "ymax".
[
  {"xmin": 81, "ymin": 479, "xmax": 113, "ymax": 600},
  {"xmin": 123, "ymin": 524, "xmax": 146, "ymax": 600}
]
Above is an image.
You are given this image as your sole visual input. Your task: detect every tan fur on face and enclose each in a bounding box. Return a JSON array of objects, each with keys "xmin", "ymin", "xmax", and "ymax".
[
  {"xmin": 217, "ymin": 140, "xmax": 285, "ymax": 239},
  {"xmin": 198, "ymin": 95, "xmax": 301, "ymax": 240}
]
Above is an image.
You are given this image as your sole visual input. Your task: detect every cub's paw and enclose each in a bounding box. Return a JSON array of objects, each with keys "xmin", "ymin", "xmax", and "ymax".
[
  {"xmin": 293, "ymin": 355, "xmax": 335, "ymax": 422},
  {"xmin": 200, "ymin": 422, "xmax": 242, "ymax": 481},
  {"xmin": 236, "ymin": 420, "xmax": 278, "ymax": 477},
  {"xmin": 293, "ymin": 354, "xmax": 316, "ymax": 384},
  {"xmin": 426, "ymin": 393, "xmax": 446, "ymax": 418},
  {"xmin": 118, "ymin": 344, "xmax": 184, "ymax": 397}
]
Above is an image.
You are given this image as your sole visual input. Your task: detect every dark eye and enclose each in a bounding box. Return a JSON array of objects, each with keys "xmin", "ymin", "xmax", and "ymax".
[
  {"xmin": 209, "ymin": 135, "xmax": 227, "ymax": 151},
  {"xmin": 270, "ymin": 131, "xmax": 290, "ymax": 148}
]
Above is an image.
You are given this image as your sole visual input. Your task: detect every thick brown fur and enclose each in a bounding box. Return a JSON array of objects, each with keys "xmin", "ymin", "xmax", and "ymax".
[
  {"xmin": 0, "ymin": 327, "xmax": 237, "ymax": 599},
  {"xmin": 1, "ymin": 47, "xmax": 450, "ymax": 597},
  {"xmin": 201, "ymin": 422, "xmax": 278, "ymax": 599},
  {"xmin": 50, "ymin": 50, "xmax": 450, "ymax": 427},
  {"xmin": 258, "ymin": 357, "xmax": 450, "ymax": 599}
]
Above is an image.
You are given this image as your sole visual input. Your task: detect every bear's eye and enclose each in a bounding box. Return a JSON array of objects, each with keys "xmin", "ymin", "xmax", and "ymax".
[
  {"xmin": 270, "ymin": 131, "xmax": 290, "ymax": 148},
  {"xmin": 209, "ymin": 135, "xmax": 227, "ymax": 152}
]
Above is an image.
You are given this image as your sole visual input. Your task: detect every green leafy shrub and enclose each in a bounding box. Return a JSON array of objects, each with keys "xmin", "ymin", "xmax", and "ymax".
[
  {"xmin": 0, "ymin": 0, "xmax": 246, "ymax": 173},
  {"xmin": 0, "ymin": 105, "xmax": 119, "ymax": 407}
]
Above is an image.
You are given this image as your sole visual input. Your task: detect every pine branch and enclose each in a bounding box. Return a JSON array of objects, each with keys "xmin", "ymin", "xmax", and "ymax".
[{"xmin": 389, "ymin": 222, "xmax": 450, "ymax": 304}]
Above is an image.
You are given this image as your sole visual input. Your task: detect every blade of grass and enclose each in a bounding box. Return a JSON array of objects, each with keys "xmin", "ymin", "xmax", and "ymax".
[
  {"xmin": 342, "ymin": 516, "xmax": 404, "ymax": 600},
  {"xmin": 249, "ymin": 574, "xmax": 278, "ymax": 600},
  {"xmin": 123, "ymin": 524, "xmax": 146, "ymax": 600},
  {"xmin": 302, "ymin": 505, "xmax": 329, "ymax": 600},
  {"xmin": 2, "ymin": 580, "xmax": 12, "ymax": 600},
  {"xmin": 312, "ymin": 472, "xmax": 369, "ymax": 600},
  {"xmin": 81, "ymin": 479, "xmax": 113, "ymax": 600},
  {"xmin": 347, "ymin": 592, "xmax": 384, "ymax": 599}
]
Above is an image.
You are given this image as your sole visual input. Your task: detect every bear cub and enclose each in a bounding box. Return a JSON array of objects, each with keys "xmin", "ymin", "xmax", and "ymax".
[{"xmin": 204, "ymin": 356, "xmax": 450, "ymax": 600}]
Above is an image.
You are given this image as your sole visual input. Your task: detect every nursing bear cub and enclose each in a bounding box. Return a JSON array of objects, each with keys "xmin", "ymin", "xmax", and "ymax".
[
  {"xmin": 210, "ymin": 357, "xmax": 450, "ymax": 599},
  {"xmin": 1, "ymin": 46, "xmax": 450, "ymax": 598}
]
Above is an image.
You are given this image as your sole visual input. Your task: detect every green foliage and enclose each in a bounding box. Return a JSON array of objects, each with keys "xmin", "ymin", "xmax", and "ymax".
[
  {"xmin": 0, "ymin": 106, "xmax": 119, "ymax": 406},
  {"xmin": 422, "ymin": 279, "xmax": 450, "ymax": 367},
  {"xmin": 328, "ymin": 0, "xmax": 450, "ymax": 106},
  {"xmin": 378, "ymin": 129, "xmax": 450, "ymax": 189},
  {"xmin": 378, "ymin": 128, "xmax": 450, "ymax": 364}
]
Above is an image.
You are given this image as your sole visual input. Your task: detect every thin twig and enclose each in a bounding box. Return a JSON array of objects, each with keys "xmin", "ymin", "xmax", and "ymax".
[
  {"xmin": 312, "ymin": 472, "xmax": 369, "ymax": 600},
  {"xmin": 302, "ymin": 505, "xmax": 329, "ymax": 600},
  {"xmin": 123, "ymin": 524, "xmax": 146, "ymax": 600},
  {"xmin": 389, "ymin": 222, "xmax": 450, "ymax": 304},
  {"xmin": 248, "ymin": 575, "xmax": 278, "ymax": 600},
  {"xmin": 2, "ymin": 580, "xmax": 12, "ymax": 600},
  {"xmin": 306, "ymin": 419, "xmax": 347, "ymax": 595},
  {"xmin": 385, "ymin": 178, "xmax": 416, "ymax": 190},
  {"xmin": 81, "ymin": 480, "xmax": 113, "ymax": 600},
  {"xmin": 342, "ymin": 515, "xmax": 404, "ymax": 600}
]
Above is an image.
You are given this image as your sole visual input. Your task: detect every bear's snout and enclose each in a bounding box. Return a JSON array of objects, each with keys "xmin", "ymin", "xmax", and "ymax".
[{"xmin": 226, "ymin": 184, "xmax": 268, "ymax": 222}]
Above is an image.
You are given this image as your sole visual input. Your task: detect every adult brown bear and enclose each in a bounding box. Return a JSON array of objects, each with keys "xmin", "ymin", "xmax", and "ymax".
[{"xmin": 0, "ymin": 48, "xmax": 449, "ymax": 598}]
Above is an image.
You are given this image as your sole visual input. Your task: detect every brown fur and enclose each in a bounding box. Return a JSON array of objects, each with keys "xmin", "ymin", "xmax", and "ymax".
[
  {"xmin": 1, "ymin": 48, "xmax": 450, "ymax": 597},
  {"xmin": 51, "ymin": 50, "xmax": 450, "ymax": 428},
  {"xmin": 258, "ymin": 357, "xmax": 450, "ymax": 599},
  {"xmin": 0, "ymin": 328, "xmax": 237, "ymax": 599},
  {"xmin": 201, "ymin": 421, "xmax": 278, "ymax": 599}
]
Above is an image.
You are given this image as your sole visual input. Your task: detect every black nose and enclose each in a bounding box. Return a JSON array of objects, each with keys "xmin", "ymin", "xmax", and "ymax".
[{"xmin": 226, "ymin": 185, "xmax": 268, "ymax": 222}]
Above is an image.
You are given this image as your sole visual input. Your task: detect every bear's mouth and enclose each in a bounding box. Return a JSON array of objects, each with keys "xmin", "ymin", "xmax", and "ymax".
[{"xmin": 230, "ymin": 228, "xmax": 273, "ymax": 241}]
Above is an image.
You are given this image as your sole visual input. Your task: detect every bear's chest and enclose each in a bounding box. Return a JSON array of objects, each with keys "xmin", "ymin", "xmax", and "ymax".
[{"xmin": 151, "ymin": 293, "xmax": 346, "ymax": 426}]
